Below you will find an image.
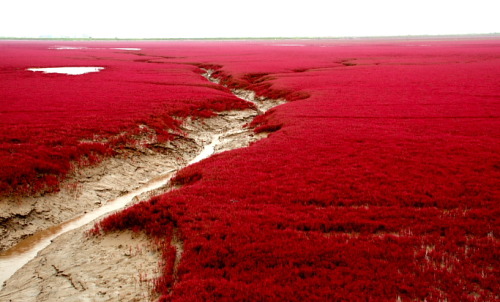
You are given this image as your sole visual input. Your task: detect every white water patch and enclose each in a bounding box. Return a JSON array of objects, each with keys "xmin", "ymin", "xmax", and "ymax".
[
  {"xmin": 27, "ymin": 67, "xmax": 104, "ymax": 75},
  {"xmin": 0, "ymin": 134, "xmax": 221, "ymax": 289}
]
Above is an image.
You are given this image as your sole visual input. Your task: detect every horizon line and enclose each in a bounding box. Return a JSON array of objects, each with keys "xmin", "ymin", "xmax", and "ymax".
[{"xmin": 1, "ymin": 33, "xmax": 499, "ymax": 41}]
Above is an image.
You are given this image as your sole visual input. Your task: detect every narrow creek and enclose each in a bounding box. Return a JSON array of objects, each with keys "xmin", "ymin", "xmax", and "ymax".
[
  {"xmin": 0, "ymin": 69, "xmax": 285, "ymax": 293},
  {"xmin": 0, "ymin": 134, "xmax": 221, "ymax": 289}
]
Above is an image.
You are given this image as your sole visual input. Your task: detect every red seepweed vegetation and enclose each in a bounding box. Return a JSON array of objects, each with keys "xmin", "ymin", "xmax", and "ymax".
[
  {"xmin": 91, "ymin": 39, "xmax": 499, "ymax": 300},
  {"xmin": 2, "ymin": 39, "xmax": 498, "ymax": 300},
  {"xmin": 0, "ymin": 41, "xmax": 251, "ymax": 196}
]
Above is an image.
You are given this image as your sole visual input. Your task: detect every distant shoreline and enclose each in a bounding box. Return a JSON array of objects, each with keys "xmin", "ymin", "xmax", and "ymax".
[{"xmin": 0, "ymin": 33, "xmax": 498, "ymax": 41}]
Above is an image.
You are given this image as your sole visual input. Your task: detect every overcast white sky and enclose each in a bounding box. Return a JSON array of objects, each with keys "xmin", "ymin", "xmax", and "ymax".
[{"xmin": 0, "ymin": 0, "xmax": 499, "ymax": 38}]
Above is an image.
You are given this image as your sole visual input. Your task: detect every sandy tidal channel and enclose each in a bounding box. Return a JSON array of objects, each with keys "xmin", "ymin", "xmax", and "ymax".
[
  {"xmin": 0, "ymin": 70, "xmax": 286, "ymax": 300},
  {"xmin": 0, "ymin": 131, "xmax": 225, "ymax": 289}
]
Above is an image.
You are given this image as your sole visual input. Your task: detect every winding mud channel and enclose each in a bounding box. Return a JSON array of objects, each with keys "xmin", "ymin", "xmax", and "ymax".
[
  {"xmin": 0, "ymin": 135, "xmax": 218, "ymax": 290},
  {"xmin": 0, "ymin": 70, "xmax": 285, "ymax": 300}
]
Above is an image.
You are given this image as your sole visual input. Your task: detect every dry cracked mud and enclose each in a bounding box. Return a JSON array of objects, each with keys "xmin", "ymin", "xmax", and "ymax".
[
  {"xmin": 0, "ymin": 70, "xmax": 286, "ymax": 301},
  {"xmin": 0, "ymin": 229, "xmax": 161, "ymax": 302}
]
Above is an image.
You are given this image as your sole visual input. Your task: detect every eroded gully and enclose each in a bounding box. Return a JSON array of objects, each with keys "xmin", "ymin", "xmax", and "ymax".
[{"xmin": 0, "ymin": 69, "xmax": 286, "ymax": 295}]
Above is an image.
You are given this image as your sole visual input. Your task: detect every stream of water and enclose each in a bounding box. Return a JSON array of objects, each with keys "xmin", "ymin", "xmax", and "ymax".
[
  {"xmin": 0, "ymin": 69, "xmax": 262, "ymax": 290},
  {"xmin": 0, "ymin": 134, "xmax": 221, "ymax": 288}
]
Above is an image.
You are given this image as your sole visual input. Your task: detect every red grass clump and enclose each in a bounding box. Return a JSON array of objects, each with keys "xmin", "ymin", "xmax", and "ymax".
[{"xmin": 92, "ymin": 39, "xmax": 499, "ymax": 300}]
